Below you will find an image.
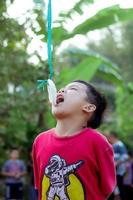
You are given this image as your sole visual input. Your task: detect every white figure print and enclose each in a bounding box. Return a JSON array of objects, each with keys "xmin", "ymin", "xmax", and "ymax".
[{"xmin": 45, "ymin": 155, "xmax": 84, "ymax": 200}]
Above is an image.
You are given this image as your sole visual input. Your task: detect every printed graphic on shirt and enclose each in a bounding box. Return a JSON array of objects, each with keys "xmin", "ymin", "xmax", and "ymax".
[{"xmin": 42, "ymin": 155, "xmax": 85, "ymax": 200}]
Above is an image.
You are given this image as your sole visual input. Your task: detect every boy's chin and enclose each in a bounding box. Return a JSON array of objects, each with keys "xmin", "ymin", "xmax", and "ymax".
[{"xmin": 52, "ymin": 109, "xmax": 68, "ymax": 119}]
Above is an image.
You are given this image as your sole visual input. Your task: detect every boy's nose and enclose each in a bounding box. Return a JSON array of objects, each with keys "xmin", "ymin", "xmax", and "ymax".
[{"xmin": 58, "ymin": 89, "xmax": 65, "ymax": 94}]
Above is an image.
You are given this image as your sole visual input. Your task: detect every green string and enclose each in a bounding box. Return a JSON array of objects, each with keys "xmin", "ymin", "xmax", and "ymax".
[
  {"xmin": 47, "ymin": 0, "xmax": 54, "ymax": 80},
  {"xmin": 37, "ymin": 0, "xmax": 54, "ymax": 90}
]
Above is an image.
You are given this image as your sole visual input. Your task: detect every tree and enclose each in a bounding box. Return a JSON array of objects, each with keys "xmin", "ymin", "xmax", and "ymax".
[
  {"xmin": 86, "ymin": 20, "xmax": 133, "ymax": 147},
  {"xmin": 0, "ymin": 0, "xmax": 48, "ymax": 153},
  {"xmin": 1, "ymin": 0, "xmax": 133, "ymax": 154}
]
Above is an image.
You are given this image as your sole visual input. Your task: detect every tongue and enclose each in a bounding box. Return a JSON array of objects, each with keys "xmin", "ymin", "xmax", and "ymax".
[{"xmin": 57, "ymin": 98, "xmax": 64, "ymax": 104}]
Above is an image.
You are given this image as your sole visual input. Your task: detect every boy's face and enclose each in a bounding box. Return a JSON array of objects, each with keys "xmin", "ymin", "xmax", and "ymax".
[
  {"xmin": 10, "ymin": 150, "xmax": 19, "ymax": 160},
  {"xmin": 52, "ymin": 82, "xmax": 94, "ymax": 118}
]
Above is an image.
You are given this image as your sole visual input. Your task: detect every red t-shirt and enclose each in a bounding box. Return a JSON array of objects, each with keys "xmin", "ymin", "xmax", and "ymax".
[{"xmin": 32, "ymin": 128, "xmax": 116, "ymax": 200}]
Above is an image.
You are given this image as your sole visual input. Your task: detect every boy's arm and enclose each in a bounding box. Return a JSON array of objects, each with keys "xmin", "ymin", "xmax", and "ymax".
[
  {"xmin": 97, "ymin": 144, "xmax": 116, "ymax": 199},
  {"xmin": 15, "ymin": 171, "xmax": 27, "ymax": 178},
  {"xmin": 16, "ymin": 161, "xmax": 27, "ymax": 178}
]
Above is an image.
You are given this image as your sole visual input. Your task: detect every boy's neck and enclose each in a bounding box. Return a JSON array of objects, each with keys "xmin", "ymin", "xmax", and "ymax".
[{"xmin": 55, "ymin": 117, "xmax": 87, "ymax": 137}]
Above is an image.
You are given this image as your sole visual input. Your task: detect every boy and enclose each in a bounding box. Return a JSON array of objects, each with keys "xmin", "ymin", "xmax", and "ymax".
[
  {"xmin": 32, "ymin": 80, "xmax": 116, "ymax": 200},
  {"xmin": 2, "ymin": 147, "xmax": 26, "ymax": 200}
]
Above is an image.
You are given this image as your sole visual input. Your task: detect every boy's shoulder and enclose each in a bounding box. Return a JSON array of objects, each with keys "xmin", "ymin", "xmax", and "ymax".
[
  {"xmin": 86, "ymin": 128, "xmax": 107, "ymax": 141},
  {"xmin": 85, "ymin": 128, "xmax": 111, "ymax": 149},
  {"xmin": 33, "ymin": 128, "xmax": 54, "ymax": 145}
]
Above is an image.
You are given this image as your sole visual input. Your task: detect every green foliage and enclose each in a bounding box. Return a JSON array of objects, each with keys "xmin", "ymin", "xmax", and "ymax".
[
  {"xmin": 58, "ymin": 0, "xmax": 94, "ymax": 21},
  {"xmin": 116, "ymin": 84, "xmax": 133, "ymax": 132},
  {"xmin": 32, "ymin": 8, "xmax": 47, "ymax": 39},
  {"xmin": 0, "ymin": 0, "xmax": 133, "ymax": 153},
  {"xmin": 0, "ymin": 0, "xmax": 49, "ymax": 151},
  {"xmin": 87, "ymin": 20, "xmax": 133, "ymax": 147},
  {"xmin": 88, "ymin": 20, "xmax": 133, "ymax": 82},
  {"xmin": 73, "ymin": 5, "xmax": 133, "ymax": 35},
  {"xmin": 34, "ymin": 4, "xmax": 133, "ymax": 48},
  {"xmin": 60, "ymin": 56, "xmax": 100, "ymax": 84},
  {"xmin": 53, "ymin": 27, "xmax": 70, "ymax": 46},
  {"xmin": 115, "ymin": 84, "xmax": 133, "ymax": 147},
  {"xmin": 33, "ymin": 0, "xmax": 43, "ymax": 4},
  {"xmin": 58, "ymin": 48, "xmax": 122, "ymax": 86}
]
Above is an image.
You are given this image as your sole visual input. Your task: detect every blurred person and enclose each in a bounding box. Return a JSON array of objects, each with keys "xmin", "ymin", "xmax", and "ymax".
[
  {"xmin": 104, "ymin": 131, "xmax": 118, "ymax": 200},
  {"xmin": 27, "ymin": 150, "xmax": 38, "ymax": 200},
  {"xmin": 1, "ymin": 147, "xmax": 26, "ymax": 200},
  {"xmin": 108, "ymin": 131, "xmax": 128, "ymax": 200},
  {"xmin": 123, "ymin": 150, "xmax": 133, "ymax": 200},
  {"xmin": 108, "ymin": 186, "xmax": 120, "ymax": 200}
]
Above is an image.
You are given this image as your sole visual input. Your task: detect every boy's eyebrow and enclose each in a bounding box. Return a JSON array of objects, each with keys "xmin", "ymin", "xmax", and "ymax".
[
  {"xmin": 65, "ymin": 84, "xmax": 80, "ymax": 89},
  {"xmin": 58, "ymin": 84, "xmax": 80, "ymax": 92}
]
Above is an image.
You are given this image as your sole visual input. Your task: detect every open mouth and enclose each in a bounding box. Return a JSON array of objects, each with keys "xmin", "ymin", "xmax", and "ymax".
[{"xmin": 56, "ymin": 95, "xmax": 64, "ymax": 105}]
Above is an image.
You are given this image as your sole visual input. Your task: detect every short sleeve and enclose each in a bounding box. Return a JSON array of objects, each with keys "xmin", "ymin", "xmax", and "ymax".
[
  {"xmin": 2, "ymin": 161, "xmax": 9, "ymax": 173},
  {"xmin": 118, "ymin": 143, "xmax": 128, "ymax": 162},
  {"xmin": 95, "ymin": 137, "xmax": 116, "ymax": 198},
  {"xmin": 20, "ymin": 161, "xmax": 26, "ymax": 172}
]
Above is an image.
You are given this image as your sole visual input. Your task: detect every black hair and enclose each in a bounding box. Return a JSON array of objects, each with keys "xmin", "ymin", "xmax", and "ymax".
[
  {"xmin": 10, "ymin": 146, "xmax": 19, "ymax": 151},
  {"xmin": 127, "ymin": 150, "xmax": 133, "ymax": 157},
  {"xmin": 110, "ymin": 131, "xmax": 118, "ymax": 138},
  {"xmin": 73, "ymin": 80, "xmax": 107, "ymax": 129}
]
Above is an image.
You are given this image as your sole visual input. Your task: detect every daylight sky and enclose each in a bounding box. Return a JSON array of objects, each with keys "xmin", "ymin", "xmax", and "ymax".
[
  {"xmin": 7, "ymin": 0, "xmax": 133, "ymax": 62},
  {"xmin": 8, "ymin": 0, "xmax": 133, "ymax": 20}
]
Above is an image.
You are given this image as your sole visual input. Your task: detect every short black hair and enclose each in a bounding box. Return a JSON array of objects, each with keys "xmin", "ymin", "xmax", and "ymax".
[
  {"xmin": 73, "ymin": 80, "xmax": 107, "ymax": 129},
  {"xmin": 128, "ymin": 150, "xmax": 133, "ymax": 157},
  {"xmin": 110, "ymin": 131, "xmax": 118, "ymax": 138},
  {"xmin": 10, "ymin": 146, "xmax": 19, "ymax": 151}
]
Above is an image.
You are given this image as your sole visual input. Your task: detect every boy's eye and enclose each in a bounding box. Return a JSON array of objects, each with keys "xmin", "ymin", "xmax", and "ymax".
[{"xmin": 69, "ymin": 87, "xmax": 78, "ymax": 91}]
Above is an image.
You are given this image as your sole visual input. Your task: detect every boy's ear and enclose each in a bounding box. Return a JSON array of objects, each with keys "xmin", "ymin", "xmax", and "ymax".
[{"xmin": 82, "ymin": 104, "xmax": 96, "ymax": 113}]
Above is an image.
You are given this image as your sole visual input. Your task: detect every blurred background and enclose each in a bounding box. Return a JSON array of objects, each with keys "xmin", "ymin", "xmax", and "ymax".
[{"xmin": 0, "ymin": 0, "xmax": 133, "ymax": 199}]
